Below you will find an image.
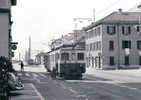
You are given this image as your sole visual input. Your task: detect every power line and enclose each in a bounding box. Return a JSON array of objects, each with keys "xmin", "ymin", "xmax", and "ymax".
[
  {"xmin": 96, "ymin": 0, "xmax": 121, "ymax": 15},
  {"xmin": 94, "ymin": 0, "xmax": 122, "ymax": 20}
]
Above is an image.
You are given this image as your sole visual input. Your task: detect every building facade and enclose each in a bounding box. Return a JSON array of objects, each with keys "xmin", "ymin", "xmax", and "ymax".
[
  {"xmin": 50, "ymin": 30, "xmax": 85, "ymax": 50},
  {"xmin": 0, "ymin": 0, "xmax": 17, "ymax": 59},
  {"xmin": 84, "ymin": 9, "xmax": 141, "ymax": 69}
]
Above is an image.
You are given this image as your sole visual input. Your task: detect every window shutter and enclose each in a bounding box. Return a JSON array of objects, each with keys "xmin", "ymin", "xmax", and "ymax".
[{"xmin": 107, "ymin": 26, "xmax": 109, "ymax": 33}]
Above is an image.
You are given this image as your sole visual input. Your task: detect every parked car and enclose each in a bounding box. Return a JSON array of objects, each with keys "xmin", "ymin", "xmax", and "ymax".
[{"xmin": 8, "ymin": 72, "xmax": 24, "ymax": 90}]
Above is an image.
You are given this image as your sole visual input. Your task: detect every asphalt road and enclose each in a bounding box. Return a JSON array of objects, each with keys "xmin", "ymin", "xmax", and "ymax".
[
  {"xmin": 16, "ymin": 72, "xmax": 141, "ymax": 100},
  {"xmin": 12, "ymin": 64, "xmax": 141, "ymax": 100}
]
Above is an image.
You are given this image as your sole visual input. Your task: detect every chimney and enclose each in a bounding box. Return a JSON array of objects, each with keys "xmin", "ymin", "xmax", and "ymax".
[{"xmin": 118, "ymin": 8, "xmax": 122, "ymax": 13}]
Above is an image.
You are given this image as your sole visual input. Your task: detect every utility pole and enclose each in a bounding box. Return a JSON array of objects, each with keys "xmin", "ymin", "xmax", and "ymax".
[
  {"xmin": 19, "ymin": 52, "xmax": 21, "ymax": 61},
  {"xmin": 93, "ymin": 8, "xmax": 95, "ymax": 22},
  {"xmin": 73, "ymin": 18, "xmax": 92, "ymax": 30},
  {"xmin": 73, "ymin": 17, "xmax": 92, "ymax": 43},
  {"xmin": 28, "ymin": 36, "xmax": 31, "ymax": 60}
]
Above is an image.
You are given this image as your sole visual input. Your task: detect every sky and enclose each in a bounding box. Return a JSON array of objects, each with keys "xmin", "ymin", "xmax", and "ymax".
[{"xmin": 11, "ymin": 0, "xmax": 141, "ymax": 60}]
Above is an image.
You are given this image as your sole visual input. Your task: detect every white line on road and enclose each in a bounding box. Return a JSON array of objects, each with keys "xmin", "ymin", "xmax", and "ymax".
[
  {"xmin": 66, "ymin": 80, "xmax": 141, "ymax": 93},
  {"xmin": 110, "ymin": 81, "xmax": 140, "ymax": 92},
  {"xmin": 68, "ymin": 87, "xmax": 78, "ymax": 94},
  {"xmin": 32, "ymin": 73, "xmax": 38, "ymax": 79},
  {"xmin": 127, "ymin": 87, "xmax": 138, "ymax": 90},
  {"xmin": 60, "ymin": 83, "xmax": 67, "ymax": 89},
  {"xmin": 32, "ymin": 73, "xmax": 41, "ymax": 83},
  {"xmin": 31, "ymin": 83, "xmax": 45, "ymax": 100},
  {"xmin": 59, "ymin": 83, "xmax": 88, "ymax": 99},
  {"xmin": 18, "ymin": 73, "xmax": 22, "ymax": 76},
  {"xmin": 39, "ymin": 73, "xmax": 46, "ymax": 78},
  {"xmin": 25, "ymin": 73, "xmax": 30, "ymax": 77},
  {"xmin": 66, "ymin": 80, "xmax": 117, "ymax": 84},
  {"xmin": 76, "ymin": 94, "xmax": 88, "ymax": 98}
]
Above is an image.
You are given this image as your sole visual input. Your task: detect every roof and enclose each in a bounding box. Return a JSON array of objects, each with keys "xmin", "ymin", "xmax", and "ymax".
[{"xmin": 84, "ymin": 11, "xmax": 141, "ymax": 31}]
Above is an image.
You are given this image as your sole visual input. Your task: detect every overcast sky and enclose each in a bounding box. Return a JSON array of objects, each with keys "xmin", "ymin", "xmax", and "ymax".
[{"xmin": 11, "ymin": 0, "xmax": 141, "ymax": 60}]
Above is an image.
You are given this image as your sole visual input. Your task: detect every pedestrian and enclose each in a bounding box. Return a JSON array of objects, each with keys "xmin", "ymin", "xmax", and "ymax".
[{"xmin": 20, "ymin": 61, "xmax": 24, "ymax": 72}]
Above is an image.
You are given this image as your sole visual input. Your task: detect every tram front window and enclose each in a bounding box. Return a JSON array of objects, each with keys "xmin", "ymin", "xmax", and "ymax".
[{"xmin": 61, "ymin": 53, "xmax": 69, "ymax": 61}]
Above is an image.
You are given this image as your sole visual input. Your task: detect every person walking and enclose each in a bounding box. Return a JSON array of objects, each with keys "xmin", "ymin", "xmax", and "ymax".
[{"xmin": 20, "ymin": 61, "xmax": 24, "ymax": 72}]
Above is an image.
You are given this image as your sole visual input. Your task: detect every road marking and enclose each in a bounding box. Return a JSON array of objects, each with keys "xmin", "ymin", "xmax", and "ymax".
[
  {"xmin": 60, "ymin": 83, "xmax": 67, "ymax": 89},
  {"xmin": 39, "ymin": 73, "xmax": 46, "ymax": 78},
  {"xmin": 66, "ymin": 80, "xmax": 116, "ymax": 84},
  {"xmin": 25, "ymin": 73, "xmax": 30, "ymax": 77},
  {"xmin": 32, "ymin": 73, "xmax": 38, "ymax": 79},
  {"xmin": 76, "ymin": 94, "xmax": 87, "ymax": 98},
  {"xmin": 66, "ymin": 80, "xmax": 141, "ymax": 93},
  {"xmin": 127, "ymin": 87, "xmax": 138, "ymax": 90},
  {"xmin": 10, "ymin": 83, "xmax": 43, "ymax": 100},
  {"xmin": 117, "ymin": 85, "xmax": 129, "ymax": 88},
  {"xmin": 31, "ymin": 83, "xmax": 45, "ymax": 100},
  {"xmin": 59, "ymin": 83, "xmax": 88, "ymax": 99},
  {"xmin": 32, "ymin": 73, "xmax": 41, "ymax": 83},
  {"xmin": 68, "ymin": 87, "xmax": 78, "ymax": 94},
  {"xmin": 109, "ymin": 81, "xmax": 141, "ymax": 93},
  {"xmin": 18, "ymin": 73, "xmax": 22, "ymax": 76}
]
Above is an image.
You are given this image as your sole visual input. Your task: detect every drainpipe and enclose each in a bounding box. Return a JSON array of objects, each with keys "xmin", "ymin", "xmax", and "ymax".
[{"xmin": 117, "ymin": 24, "xmax": 120, "ymax": 69}]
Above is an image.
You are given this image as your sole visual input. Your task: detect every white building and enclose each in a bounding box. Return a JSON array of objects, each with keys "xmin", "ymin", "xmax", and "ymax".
[
  {"xmin": 50, "ymin": 30, "xmax": 85, "ymax": 50},
  {"xmin": 84, "ymin": 9, "xmax": 141, "ymax": 69}
]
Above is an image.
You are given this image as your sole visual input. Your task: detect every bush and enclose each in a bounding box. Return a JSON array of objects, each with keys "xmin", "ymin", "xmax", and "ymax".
[{"xmin": 0, "ymin": 56, "xmax": 11, "ymax": 100}]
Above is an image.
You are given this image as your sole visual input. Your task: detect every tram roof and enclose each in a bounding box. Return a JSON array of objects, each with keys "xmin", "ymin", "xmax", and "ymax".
[{"xmin": 46, "ymin": 44, "xmax": 85, "ymax": 54}]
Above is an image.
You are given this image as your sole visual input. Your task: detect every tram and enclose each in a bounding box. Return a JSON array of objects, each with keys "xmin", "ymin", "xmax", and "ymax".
[{"xmin": 44, "ymin": 44, "xmax": 86, "ymax": 79}]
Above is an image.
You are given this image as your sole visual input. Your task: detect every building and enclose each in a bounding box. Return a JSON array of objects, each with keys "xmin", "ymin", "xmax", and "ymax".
[
  {"xmin": 50, "ymin": 30, "xmax": 85, "ymax": 50},
  {"xmin": 35, "ymin": 52, "xmax": 45, "ymax": 65},
  {"xmin": 0, "ymin": 0, "xmax": 17, "ymax": 59},
  {"xmin": 84, "ymin": 9, "xmax": 141, "ymax": 69}
]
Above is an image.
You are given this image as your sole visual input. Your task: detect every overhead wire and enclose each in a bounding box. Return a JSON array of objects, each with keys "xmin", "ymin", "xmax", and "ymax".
[{"xmin": 95, "ymin": 0, "xmax": 121, "ymax": 20}]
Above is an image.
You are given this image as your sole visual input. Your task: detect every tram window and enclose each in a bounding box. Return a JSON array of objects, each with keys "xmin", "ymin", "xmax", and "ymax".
[
  {"xmin": 61, "ymin": 53, "xmax": 69, "ymax": 60},
  {"xmin": 78, "ymin": 53, "xmax": 84, "ymax": 60}
]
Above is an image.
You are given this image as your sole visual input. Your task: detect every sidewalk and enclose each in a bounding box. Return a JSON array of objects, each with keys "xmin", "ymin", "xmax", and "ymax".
[
  {"xmin": 86, "ymin": 67, "xmax": 141, "ymax": 77},
  {"xmin": 86, "ymin": 67, "xmax": 141, "ymax": 83},
  {"xmin": 10, "ymin": 63, "xmax": 46, "ymax": 100},
  {"xmin": 10, "ymin": 83, "xmax": 44, "ymax": 100},
  {"xmin": 13, "ymin": 63, "xmax": 47, "ymax": 72}
]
